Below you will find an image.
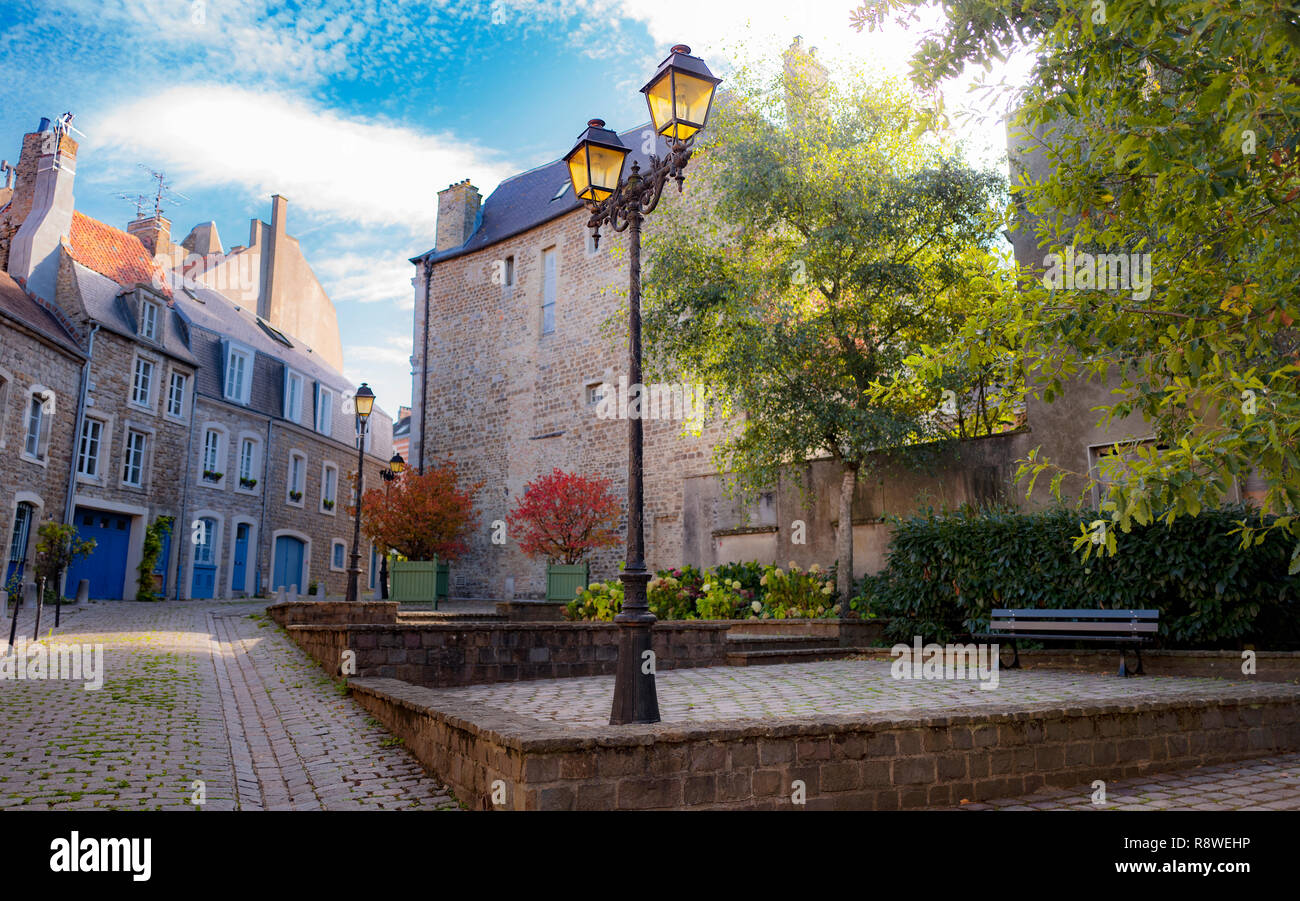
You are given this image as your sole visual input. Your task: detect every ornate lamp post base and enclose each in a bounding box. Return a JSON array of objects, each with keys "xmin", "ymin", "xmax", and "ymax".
[{"xmin": 609, "ymin": 568, "xmax": 659, "ymax": 725}]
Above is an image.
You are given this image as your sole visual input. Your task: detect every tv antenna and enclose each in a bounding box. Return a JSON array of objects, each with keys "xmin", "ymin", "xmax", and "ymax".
[{"xmin": 116, "ymin": 165, "xmax": 189, "ymax": 219}]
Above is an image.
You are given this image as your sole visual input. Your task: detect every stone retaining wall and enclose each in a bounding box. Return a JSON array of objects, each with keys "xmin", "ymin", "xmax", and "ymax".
[
  {"xmin": 286, "ymin": 621, "xmax": 731, "ymax": 687},
  {"xmin": 348, "ymin": 676, "xmax": 1300, "ymax": 810}
]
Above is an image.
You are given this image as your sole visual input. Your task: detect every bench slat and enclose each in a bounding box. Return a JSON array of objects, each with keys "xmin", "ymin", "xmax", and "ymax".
[
  {"xmin": 989, "ymin": 608, "xmax": 1158, "ymax": 620},
  {"xmin": 987, "ymin": 620, "xmax": 1158, "ymax": 633},
  {"xmin": 974, "ymin": 632, "xmax": 1151, "ymax": 644}
]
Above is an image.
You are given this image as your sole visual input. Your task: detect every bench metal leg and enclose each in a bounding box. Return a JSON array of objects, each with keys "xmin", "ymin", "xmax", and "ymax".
[
  {"xmin": 1134, "ymin": 647, "xmax": 1144, "ymax": 675},
  {"xmin": 1117, "ymin": 647, "xmax": 1146, "ymax": 677},
  {"xmin": 1118, "ymin": 650, "xmax": 1129, "ymax": 677},
  {"xmin": 998, "ymin": 640, "xmax": 1020, "ymax": 670}
]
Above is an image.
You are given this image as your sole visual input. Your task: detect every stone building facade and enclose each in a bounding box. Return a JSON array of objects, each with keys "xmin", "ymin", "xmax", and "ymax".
[
  {"xmin": 0, "ymin": 115, "xmax": 392, "ymax": 601},
  {"xmin": 0, "ymin": 269, "xmax": 85, "ymax": 591},
  {"xmin": 413, "ymin": 133, "xmax": 732, "ymax": 599}
]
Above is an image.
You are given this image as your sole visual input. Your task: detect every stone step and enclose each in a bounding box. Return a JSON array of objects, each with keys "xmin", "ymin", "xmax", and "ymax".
[
  {"xmin": 724, "ymin": 633, "xmax": 839, "ymax": 653},
  {"xmin": 398, "ymin": 610, "xmax": 507, "ymax": 623},
  {"xmin": 725, "ymin": 646, "xmax": 875, "ymax": 667}
]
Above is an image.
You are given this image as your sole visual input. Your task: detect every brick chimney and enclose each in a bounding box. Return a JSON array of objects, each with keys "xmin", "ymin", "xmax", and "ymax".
[
  {"xmin": 7, "ymin": 117, "xmax": 78, "ymax": 304},
  {"xmin": 127, "ymin": 213, "xmax": 172, "ymax": 256},
  {"xmin": 435, "ymin": 179, "xmax": 481, "ymax": 252}
]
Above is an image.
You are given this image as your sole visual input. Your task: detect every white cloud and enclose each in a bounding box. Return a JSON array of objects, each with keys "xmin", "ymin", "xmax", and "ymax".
[
  {"xmin": 88, "ymin": 85, "xmax": 519, "ymax": 236},
  {"xmin": 313, "ymin": 251, "xmax": 417, "ymax": 311}
]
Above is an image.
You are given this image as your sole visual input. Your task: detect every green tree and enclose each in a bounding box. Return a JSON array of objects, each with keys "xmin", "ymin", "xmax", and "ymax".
[
  {"xmin": 34, "ymin": 521, "xmax": 95, "ymax": 603},
  {"xmin": 873, "ymin": 0, "xmax": 1300, "ymax": 566},
  {"xmin": 642, "ymin": 59, "xmax": 1013, "ymax": 603}
]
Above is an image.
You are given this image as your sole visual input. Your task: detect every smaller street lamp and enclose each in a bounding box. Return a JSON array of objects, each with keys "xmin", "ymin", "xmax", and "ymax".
[
  {"xmin": 346, "ymin": 382, "xmax": 376, "ymax": 603},
  {"xmin": 377, "ymin": 452, "xmax": 406, "ymax": 599}
]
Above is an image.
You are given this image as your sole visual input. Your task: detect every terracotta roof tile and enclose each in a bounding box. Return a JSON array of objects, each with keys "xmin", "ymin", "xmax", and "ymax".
[{"xmin": 68, "ymin": 211, "xmax": 172, "ymax": 298}]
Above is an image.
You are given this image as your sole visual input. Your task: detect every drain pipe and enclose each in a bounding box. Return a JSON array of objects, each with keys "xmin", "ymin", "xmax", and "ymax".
[
  {"xmin": 175, "ymin": 365, "xmax": 200, "ymax": 600},
  {"xmin": 418, "ymin": 256, "xmax": 431, "ymax": 475},
  {"xmin": 61, "ymin": 323, "xmax": 98, "ymax": 597}
]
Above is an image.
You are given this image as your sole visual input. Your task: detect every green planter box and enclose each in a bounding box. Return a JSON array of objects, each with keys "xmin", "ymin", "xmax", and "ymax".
[
  {"xmin": 546, "ymin": 563, "xmax": 590, "ymax": 603},
  {"xmin": 391, "ymin": 559, "xmax": 450, "ymax": 607}
]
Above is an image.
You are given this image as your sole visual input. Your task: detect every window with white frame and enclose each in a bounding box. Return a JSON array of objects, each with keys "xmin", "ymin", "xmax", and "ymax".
[
  {"xmin": 202, "ymin": 429, "xmax": 223, "ymax": 482},
  {"xmin": 166, "ymin": 371, "xmax": 188, "ymax": 418},
  {"xmin": 23, "ymin": 390, "xmax": 51, "ymax": 461},
  {"xmin": 331, "ymin": 540, "xmax": 346, "ymax": 571},
  {"xmin": 141, "ymin": 300, "xmax": 159, "ymax": 341},
  {"xmin": 223, "ymin": 344, "xmax": 252, "ymax": 404},
  {"xmin": 321, "ymin": 463, "xmax": 338, "ymax": 513},
  {"xmin": 131, "ymin": 357, "xmax": 154, "ymax": 407},
  {"xmin": 316, "ymin": 384, "xmax": 334, "ymax": 435},
  {"xmin": 77, "ymin": 418, "xmax": 104, "ymax": 478},
  {"xmin": 122, "ymin": 429, "xmax": 147, "ymax": 486},
  {"xmin": 287, "ymin": 451, "xmax": 306, "ymax": 504},
  {"xmin": 238, "ymin": 437, "xmax": 259, "ymax": 489},
  {"xmin": 284, "ymin": 369, "xmax": 305, "ymax": 424},
  {"xmin": 193, "ymin": 517, "xmax": 216, "ymax": 565}
]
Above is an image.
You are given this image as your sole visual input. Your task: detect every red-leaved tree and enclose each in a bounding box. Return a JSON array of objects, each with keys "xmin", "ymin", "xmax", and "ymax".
[
  {"xmin": 359, "ymin": 460, "xmax": 482, "ymax": 562},
  {"xmin": 507, "ymin": 469, "xmax": 622, "ymax": 565}
]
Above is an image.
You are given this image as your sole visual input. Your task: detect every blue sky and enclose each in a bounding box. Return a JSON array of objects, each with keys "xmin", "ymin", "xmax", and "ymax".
[{"xmin": 0, "ymin": 0, "xmax": 1023, "ymax": 413}]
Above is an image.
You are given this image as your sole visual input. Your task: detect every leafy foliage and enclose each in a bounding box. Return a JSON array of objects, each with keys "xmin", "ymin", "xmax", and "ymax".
[
  {"xmin": 564, "ymin": 561, "xmax": 837, "ymax": 621},
  {"xmin": 34, "ymin": 522, "xmax": 96, "ymax": 602},
  {"xmin": 136, "ymin": 516, "xmax": 172, "ymax": 602},
  {"xmin": 862, "ymin": 505, "xmax": 1300, "ymax": 648},
  {"xmin": 507, "ymin": 468, "xmax": 622, "ymax": 564},
  {"xmin": 360, "ymin": 460, "xmax": 482, "ymax": 562},
  {"xmin": 642, "ymin": 53, "xmax": 1016, "ymax": 601},
  {"xmin": 876, "ymin": 0, "xmax": 1300, "ymax": 567}
]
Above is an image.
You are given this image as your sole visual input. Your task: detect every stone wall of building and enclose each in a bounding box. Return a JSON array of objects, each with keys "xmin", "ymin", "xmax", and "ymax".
[
  {"xmin": 68, "ymin": 328, "xmax": 193, "ymax": 599},
  {"xmin": 419, "ymin": 199, "xmax": 733, "ymax": 599},
  {"xmin": 0, "ymin": 315, "xmax": 83, "ymax": 588}
]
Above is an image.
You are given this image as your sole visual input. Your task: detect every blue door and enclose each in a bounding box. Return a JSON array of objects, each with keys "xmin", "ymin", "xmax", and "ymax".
[
  {"xmin": 272, "ymin": 536, "xmax": 305, "ymax": 592},
  {"xmin": 190, "ymin": 517, "xmax": 217, "ymax": 599},
  {"xmin": 231, "ymin": 523, "xmax": 250, "ymax": 594},
  {"xmin": 5, "ymin": 501, "xmax": 35, "ymax": 588},
  {"xmin": 66, "ymin": 508, "xmax": 132, "ymax": 600}
]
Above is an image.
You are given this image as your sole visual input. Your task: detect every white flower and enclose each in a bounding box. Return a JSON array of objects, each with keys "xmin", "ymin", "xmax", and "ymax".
[
  {"xmin": 702, "ymin": 583, "xmax": 712, "ymax": 593},
  {"xmin": 751, "ymin": 600, "xmax": 762, "ymax": 613}
]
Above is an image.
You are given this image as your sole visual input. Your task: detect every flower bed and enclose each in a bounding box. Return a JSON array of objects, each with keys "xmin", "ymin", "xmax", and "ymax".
[{"xmin": 566, "ymin": 561, "xmax": 840, "ymax": 622}]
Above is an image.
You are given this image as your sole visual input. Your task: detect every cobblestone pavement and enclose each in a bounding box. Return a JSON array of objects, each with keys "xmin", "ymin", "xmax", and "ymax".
[
  {"xmin": 959, "ymin": 753, "xmax": 1300, "ymax": 810},
  {"xmin": 423, "ymin": 658, "xmax": 1300, "ymax": 727},
  {"xmin": 0, "ymin": 599, "xmax": 458, "ymax": 810}
]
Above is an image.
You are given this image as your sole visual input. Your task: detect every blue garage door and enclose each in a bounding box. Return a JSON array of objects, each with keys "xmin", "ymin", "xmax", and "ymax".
[
  {"xmin": 66, "ymin": 508, "xmax": 132, "ymax": 600},
  {"xmin": 272, "ymin": 536, "xmax": 305, "ymax": 593}
]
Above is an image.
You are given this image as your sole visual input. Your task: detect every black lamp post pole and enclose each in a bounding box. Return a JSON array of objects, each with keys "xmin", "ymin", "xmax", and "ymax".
[
  {"xmin": 585, "ymin": 146, "xmax": 695, "ymax": 726},
  {"xmin": 378, "ymin": 469, "xmax": 395, "ymax": 600},
  {"xmin": 346, "ymin": 419, "xmax": 367, "ymax": 604}
]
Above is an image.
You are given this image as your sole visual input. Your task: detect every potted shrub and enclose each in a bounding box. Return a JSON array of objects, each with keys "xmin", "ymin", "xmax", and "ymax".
[
  {"xmin": 507, "ymin": 469, "xmax": 622, "ymax": 602},
  {"xmin": 239, "ymin": 476, "xmax": 258, "ymax": 489},
  {"xmin": 360, "ymin": 460, "xmax": 481, "ymax": 608},
  {"xmin": 289, "ymin": 489, "xmax": 303, "ymax": 503},
  {"xmin": 322, "ymin": 499, "xmax": 335, "ymax": 510},
  {"xmin": 203, "ymin": 469, "xmax": 223, "ymax": 483}
]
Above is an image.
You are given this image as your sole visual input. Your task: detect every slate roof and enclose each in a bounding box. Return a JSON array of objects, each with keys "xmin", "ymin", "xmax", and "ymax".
[
  {"xmin": 68, "ymin": 211, "xmax": 173, "ymax": 299},
  {"xmin": 411, "ymin": 124, "xmax": 670, "ymax": 264},
  {"xmin": 0, "ymin": 270, "xmax": 84, "ymax": 357},
  {"xmin": 69, "ymin": 261, "xmax": 198, "ymax": 366},
  {"xmin": 169, "ymin": 274, "xmax": 391, "ymax": 440}
]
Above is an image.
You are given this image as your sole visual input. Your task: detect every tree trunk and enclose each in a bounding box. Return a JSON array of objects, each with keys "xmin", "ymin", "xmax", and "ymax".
[{"xmin": 836, "ymin": 463, "xmax": 858, "ymax": 613}]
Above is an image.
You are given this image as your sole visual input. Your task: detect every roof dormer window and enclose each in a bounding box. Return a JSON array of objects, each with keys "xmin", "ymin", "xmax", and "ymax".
[{"xmin": 141, "ymin": 300, "xmax": 159, "ymax": 341}]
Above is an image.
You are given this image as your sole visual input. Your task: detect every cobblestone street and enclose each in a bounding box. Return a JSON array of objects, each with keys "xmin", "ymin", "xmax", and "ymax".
[{"xmin": 0, "ymin": 599, "xmax": 459, "ymax": 811}]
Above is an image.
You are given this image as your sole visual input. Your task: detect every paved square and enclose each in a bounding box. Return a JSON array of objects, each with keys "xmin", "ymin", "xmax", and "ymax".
[
  {"xmin": 419, "ymin": 657, "xmax": 1300, "ymax": 727},
  {"xmin": 0, "ymin": 599, "xmax": 459, "ymax": 810}
]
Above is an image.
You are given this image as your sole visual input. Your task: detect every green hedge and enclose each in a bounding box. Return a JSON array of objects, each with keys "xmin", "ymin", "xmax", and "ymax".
[{"xmin": 860, "ymin": 506, "xmax": 1300, "ymax": 649}]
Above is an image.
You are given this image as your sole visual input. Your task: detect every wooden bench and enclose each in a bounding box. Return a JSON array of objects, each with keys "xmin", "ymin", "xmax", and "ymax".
[{"xmin": 973, "ymin": 608, "xmax": 1159, "ymax": 676}]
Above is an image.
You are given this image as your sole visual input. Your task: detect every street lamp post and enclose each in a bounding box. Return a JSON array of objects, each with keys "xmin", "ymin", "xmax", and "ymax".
[
  {"xmin": 564, "ymin": 44, "xmax": 720, "ymax": 726},
  {"xmin": 377, "ymin": 452, "xmax": 406, "ymax": 599},
  {"xmin": 346, "ymin": 382, "xmax": 376, "ymax": 603}
]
